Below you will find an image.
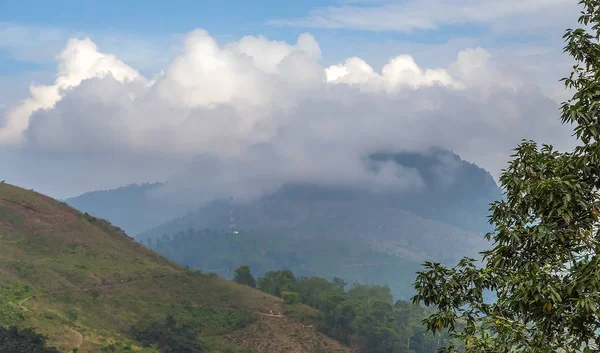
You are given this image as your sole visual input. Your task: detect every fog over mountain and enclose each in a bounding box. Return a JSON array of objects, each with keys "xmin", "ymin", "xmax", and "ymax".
[{"xmin": 68, "ymin": 148, "xmax": 499, "ymax": 261}]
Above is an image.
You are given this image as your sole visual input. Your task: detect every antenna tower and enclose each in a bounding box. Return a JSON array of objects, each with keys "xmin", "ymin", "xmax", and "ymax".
[{"xmin": 229, "ymin": 196, "xmax": 239, "ymax": 234}]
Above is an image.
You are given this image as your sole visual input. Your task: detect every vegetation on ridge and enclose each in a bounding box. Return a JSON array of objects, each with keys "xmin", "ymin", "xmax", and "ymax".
[{"xmin": 414, "ymin": 1, "xmax": 600, "ymax": 351}]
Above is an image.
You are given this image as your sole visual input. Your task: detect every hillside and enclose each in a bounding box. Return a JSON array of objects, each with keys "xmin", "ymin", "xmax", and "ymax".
[{"xmin": 0, "ymin": 183, "xmax": 349, "ymax": 353}]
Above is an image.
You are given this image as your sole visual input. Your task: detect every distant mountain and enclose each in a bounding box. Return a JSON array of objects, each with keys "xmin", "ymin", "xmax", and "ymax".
[
  {"xmin": 140, "ymin": 187, "xmax": 488, "ymax": 264},
  {"xmin": 139, "ymin": 148, "xmax": 500, "ymax": 263},
  {"xmin": 145, "ymin": 229, "xmax": 424, "ymax": 299},
  {"xmin": 67, "ymin": 148, "xmax": 501, "ymax": 299},
  {"xmin": 368, "ymin": 148, "xmax": 502, "ymax": 233},
  {"xmin": 65, "ymin": 182, "xmax": 190, "ymax": 235}
]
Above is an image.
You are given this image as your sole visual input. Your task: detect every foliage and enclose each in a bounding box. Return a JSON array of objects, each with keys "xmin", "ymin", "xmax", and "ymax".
[
  {"xmin": 257, "ymin": 270, "xmax": 296, "ymax": 297},
  {"xmin": 0, "ymin": 284, "xmax": 31, "ymax": 326},
  {"xmin": 258, "ymin": 269, "xmax": 447, "ymax": 353},
  {"xmin": 131, "ymin": 314, "xmax": 206, "ymax": 353},
  {"xmin": 131, "ymin": 314, "xmax": 253, "ymax": 353},
  {"xmin": 412, "ymin": 1, "xmax": 600, "ymax": 351},
  {"xmin": 233, "ymin": 265, "xmax": 256, "ymax": 288},
  {"xmin": 0, "ymin": 326, "xmax": 59, "ymax": 353},
  {"xmin": 281, "ymin": 291, "xmax": 300, "ymax": 304}
]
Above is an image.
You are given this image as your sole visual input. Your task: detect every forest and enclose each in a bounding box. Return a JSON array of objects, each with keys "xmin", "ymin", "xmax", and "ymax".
[{"xmin": 235, "ymin": 266, "xmax": 449, "ymax": 353}]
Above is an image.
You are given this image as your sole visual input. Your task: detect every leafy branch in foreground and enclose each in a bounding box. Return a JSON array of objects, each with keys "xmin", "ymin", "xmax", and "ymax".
[{"xmin": 412, "ymin": 1, "xmax": 600, "ymax": 352}]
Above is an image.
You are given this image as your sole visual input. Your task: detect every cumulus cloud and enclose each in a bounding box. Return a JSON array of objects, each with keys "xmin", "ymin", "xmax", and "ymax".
[
  {"xmin": 0, "ymin": 29, "xmax": 575, "ymax": 200},
  {"xmin": 326, "ymin": 55, "xmax": 456, "ymax": 91},
  {"xmin": 0, "ymin": 38, "xmax": 140, "ymax": 145}
]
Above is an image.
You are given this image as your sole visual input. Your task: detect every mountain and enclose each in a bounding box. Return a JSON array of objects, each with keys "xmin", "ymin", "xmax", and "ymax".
[
  {"xmin": 368, "ymin": 148, "xmax": 501, "ymax": 233},
  {"xmin": 143, "ymin": 194, "xmax": 487, "ymax": 263},
  {"xmin": 66, "ymin": 148, "xmax": 500, "ymax": 239},
  {"xmin": 65, "ymin": 182, "xmax": 190, "ymax": 235},
  {"xmin": 0, "ymin": 183, "xmax": 350, "ymax": 353},
  {"xmin": 145, "ymin": 229, "xmax": 424, "ymax": 299},
  {"xmin": 65, "ymin": 148, "xmax": 501, "ymax": 299},
  {"xmin": 139, "ymin": 192, "xmax": 488, "ymax": 299},
  {"xmin": 139, "ymin": 149, "xmax": 499, "ymax": 263}
]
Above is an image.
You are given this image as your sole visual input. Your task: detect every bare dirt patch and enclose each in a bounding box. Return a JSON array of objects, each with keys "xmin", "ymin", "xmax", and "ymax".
[{"xmin": 223, "ymin": 315, "xmax": 349, "ymax": 353}]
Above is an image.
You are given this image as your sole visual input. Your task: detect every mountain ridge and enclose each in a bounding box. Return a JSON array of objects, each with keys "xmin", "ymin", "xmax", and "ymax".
[{"xmin": 66, "ymin": 147, "xmax": 501, "ymax": 238}]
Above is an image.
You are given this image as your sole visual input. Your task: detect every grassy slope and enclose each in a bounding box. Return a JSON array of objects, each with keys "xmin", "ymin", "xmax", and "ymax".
[{"xmin": 0, "ymin": 183, "xmax": 348, "ymax": 353}]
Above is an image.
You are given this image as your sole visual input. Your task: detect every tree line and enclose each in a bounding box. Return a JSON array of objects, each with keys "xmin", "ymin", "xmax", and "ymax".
[
  {"xmin": 234, "ymin": 266, "xmax": 449, "ymax": 353},
  {"xmin": 0, "ymin": 326, "xmax": 59, "ymax": 353}
]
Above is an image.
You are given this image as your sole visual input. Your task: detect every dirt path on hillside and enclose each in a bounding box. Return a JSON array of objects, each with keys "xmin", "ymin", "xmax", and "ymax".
[
  {"xmin": 224, "ymin": 315, "xmax": 349, "ymax": 353},
  {"xmin": 17, "ymin": 296, "xmax": 83, "ymax": 353},
  {"xmin": 18, "ymin": 297, "xmax": 30, "ymax": 312},
  {"xmin": 258, "ymin": 312, "xmax": 285, "ymax": 318},
  {"xmin": 68, "ymin": 328, "xmax": 83, "ymax": 352}
]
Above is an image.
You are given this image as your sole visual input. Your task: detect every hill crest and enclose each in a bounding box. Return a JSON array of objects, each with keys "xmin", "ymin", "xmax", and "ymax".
[{"xmin": 0, "ymin": 183, "xmax": 349, "ymax": 353}]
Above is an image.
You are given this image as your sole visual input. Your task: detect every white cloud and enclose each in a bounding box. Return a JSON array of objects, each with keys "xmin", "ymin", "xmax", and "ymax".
[
  {"xmin": 326, "ymin": 55, "xmax": 456, "ymax": 91},
  {"xmin": 0, "ymin": 29, "xmax": 576, "ymax": 200},
  {"xmin": 0, "ymin": 38, "xmax": 140, "ymax": 145}
]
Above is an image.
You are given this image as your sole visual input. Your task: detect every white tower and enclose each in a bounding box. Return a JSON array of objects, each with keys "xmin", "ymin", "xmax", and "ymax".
[{"xmin": 229, "ymin": 197, "xmax": 239, "ymax": 234}]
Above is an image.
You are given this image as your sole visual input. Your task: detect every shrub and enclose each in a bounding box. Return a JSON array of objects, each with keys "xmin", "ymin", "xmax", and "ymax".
[
  {"xmin": 281, "ymin": 291, "xmax": 300, "ymax": 305},
  {"xmin": 0, "ymin": 326, "xmax": 59, "ymax": 353}
]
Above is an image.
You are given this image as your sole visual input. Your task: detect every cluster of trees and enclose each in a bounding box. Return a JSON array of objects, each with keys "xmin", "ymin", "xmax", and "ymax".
[
  {"xmin": 235, "ymin": 266, "xmax": 447, "ymax": 353},
  {"xmin": 130, "ymin": 314, "xmax": 251, "ymax": 353},
  {"xmin": 0, "ymin": 326, "xmax": 59, "ymax": 353},
  {"xmin": 131, "ymin": 314, "xmax": 205, "ymax": 353}
]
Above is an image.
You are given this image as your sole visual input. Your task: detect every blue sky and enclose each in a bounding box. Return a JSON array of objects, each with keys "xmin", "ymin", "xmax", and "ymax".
[
  {"xmin": 0, "ymin": 0, "xmax": 574, "ymax": 106},
  {"xmin": 0, "ymin": 0, "xmax": 582, "ymax": 197},
  {"xmin": 0, "ymin": 0, "xmax": 556, "ymax": 77}
]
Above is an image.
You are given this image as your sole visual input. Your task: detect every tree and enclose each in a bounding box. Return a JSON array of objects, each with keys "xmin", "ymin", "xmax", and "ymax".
[
  {"xmin": 412, "ymin": 2, "xmax": 600, "ymax": 351},
  {"xmin": 332, "ymin": 277, "xmax": 347, "ymax": 290},
  {"xmin": 257, "ymin": 270, "xmax": 296, "ymax": 296},
  {"xmin": 233, "ymin": 265, "xmax": 257, "ymax": 288},
  {"xmin": 0, "ymin": 326, "xmax": 59, "ymax": 353},
  {"xmin": 131, "ymin": 314, "xmax": 205, "ymax": 353},
  {"xmin": 281, "ymin": 291, "xmax": 300, "ymax": 304}
]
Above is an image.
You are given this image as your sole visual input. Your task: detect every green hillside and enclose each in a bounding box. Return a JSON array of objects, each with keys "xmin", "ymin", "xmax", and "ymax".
[{"xmin": 0, "ymin": 183, "xmax": 349, "ymax": 353}]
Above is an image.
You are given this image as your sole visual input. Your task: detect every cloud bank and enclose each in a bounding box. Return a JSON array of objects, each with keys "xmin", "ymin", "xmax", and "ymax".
[{"xmin": 0, "ymin": 29, "xmax": 574, "ymax": 200}]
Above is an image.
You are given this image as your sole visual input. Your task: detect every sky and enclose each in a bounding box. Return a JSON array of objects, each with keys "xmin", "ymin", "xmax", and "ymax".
[{"xmin": 0, "ymin": 0, "xmax": 583, "ymax": 200}]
